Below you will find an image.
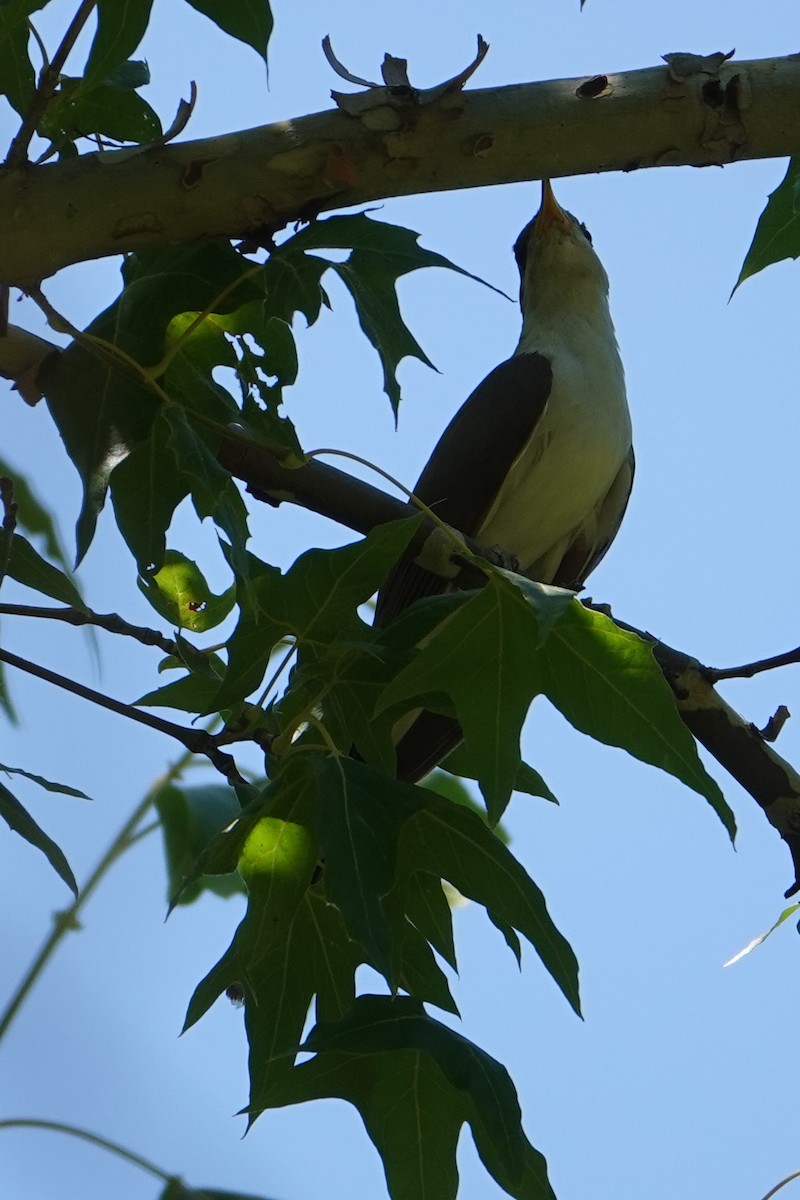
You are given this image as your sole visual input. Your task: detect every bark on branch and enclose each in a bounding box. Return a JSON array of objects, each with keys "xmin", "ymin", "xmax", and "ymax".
[
  {"xmin": 2, "ymin": 52, "xmax": 800, "ymax": 284},
  {"xmin": 217, "ymin": 431, "xmax": 800, "ymax": 896}
]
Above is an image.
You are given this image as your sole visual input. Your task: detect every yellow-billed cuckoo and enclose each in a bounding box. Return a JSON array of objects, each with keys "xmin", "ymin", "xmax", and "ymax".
[{"xmin": 376, "ymin": 180, "xmax": 634, "ymax": 781}]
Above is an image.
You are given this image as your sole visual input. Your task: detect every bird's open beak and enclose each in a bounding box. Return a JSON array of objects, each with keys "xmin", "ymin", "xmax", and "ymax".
[{"xmin": 534, "ymin": 179, "xmax": 569, "ymax": 232}]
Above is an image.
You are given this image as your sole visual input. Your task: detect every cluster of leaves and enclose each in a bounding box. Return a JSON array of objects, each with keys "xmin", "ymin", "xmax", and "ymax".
[
  {"xmin": 0, "ymin": 18, "xmax": 740, "ymax": 1188},
  {"xmin": 4, "ymin": 3, "xmax": 787, "ymax": 1198},
  {"xmin": 0, "ymin": 0, "xmax": 272, "ymax": 156}
]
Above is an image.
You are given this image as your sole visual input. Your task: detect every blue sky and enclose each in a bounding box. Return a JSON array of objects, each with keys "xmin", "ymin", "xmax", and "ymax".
[{"xmin": 3, "ymin": 3, "xmax": 800, "ymax": 1199}]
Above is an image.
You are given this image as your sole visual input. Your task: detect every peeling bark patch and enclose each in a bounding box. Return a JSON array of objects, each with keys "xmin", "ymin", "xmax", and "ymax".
[
  {"xmin": 663, "ymin": 49, "xmax": 735, "ymax": 81},
  {"xmin": 323, "ymin": 143, "xmax": 359, "ymax": 188},
  {"xmin": 576, "ymin": 75, "xmax": 612, "ymax": 99},
  {"xmin": 181, "ymin": 158, "xmax": 215, "ymax": 189},
  {"xmin": 470, "ymin": 134, "xmax": 494, "ymax": 157},
  {"xmin": 700, "ymin": 72, "xmax": 748, "ymax": 159},
  {"xmin": 113, "ymin": 213, "xmax": 164, "ymax": 238}
]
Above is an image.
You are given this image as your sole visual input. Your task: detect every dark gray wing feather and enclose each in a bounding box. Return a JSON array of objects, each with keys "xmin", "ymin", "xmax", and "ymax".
[{"xmin": 375, "ymin": 353, "xmax": 553, "ymax": 627}]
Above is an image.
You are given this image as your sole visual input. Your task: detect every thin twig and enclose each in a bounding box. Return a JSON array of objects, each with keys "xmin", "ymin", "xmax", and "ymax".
[
  {"xmin": 0, "ymin": 1119, "xmax": 171, "ymax": 1184},
  {"xmin": 707, "ymin": 646, "xmax": 800, "ymax": 682},
  {"xmin": 5, "ymin": 0, "xmax": 99, "ymax": 168},
  {"xmin": 0, "ymin": 647, "xmax": 245, "ymax": 784},
  {"xmin": 0, "ymin": 733, "xmax": 212, "ymax": 1042},
  {"xmin": 0, "ymin": 601, "xmax": 180, "ymax": 656},
  {"xmin": 759, "ymin": 1168, "xmax": 800, "ymax": 1200}
]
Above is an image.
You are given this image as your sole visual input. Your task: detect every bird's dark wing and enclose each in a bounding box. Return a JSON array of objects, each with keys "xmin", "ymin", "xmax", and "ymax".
[
  {"xmin": 388, "ymin": 448, "xmax": 635, "ymax": 782},
  {"xmin": 375, "ymin": 353, "xmax": 553, "ymax": 627}
]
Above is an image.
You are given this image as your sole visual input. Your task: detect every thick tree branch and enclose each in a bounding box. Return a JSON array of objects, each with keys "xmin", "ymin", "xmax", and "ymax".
[
  {"xmin": 217, "ymin": 430, "xmax": 800, "ymax": 894},
  {"xmin": 1, "ymin": 53, "xmax": 800, "ymax": 284}
]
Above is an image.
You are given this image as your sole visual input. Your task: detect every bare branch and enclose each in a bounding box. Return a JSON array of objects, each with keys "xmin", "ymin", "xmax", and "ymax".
[
  {"xmin": 0, "ymin": 647, "xmax": 245, "ymax": 785},
  {"xmin": 708, "ymin": 646, "xmax": 800, "ymax": 681},
  {"xmin": 0, "ymin": 602, "xmax": 180, "ymax": 656}
]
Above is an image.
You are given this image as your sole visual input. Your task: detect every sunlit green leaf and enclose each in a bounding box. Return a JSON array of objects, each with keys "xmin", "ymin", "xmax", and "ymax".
[{"xmin": 138, "ymin": 550, "xmax": 235, "ymax": 631}]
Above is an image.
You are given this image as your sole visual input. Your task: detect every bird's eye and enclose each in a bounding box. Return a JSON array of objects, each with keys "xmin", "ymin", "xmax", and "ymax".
[{"xmin": 579, "ymin": 222, "xmax": 593, "ymax": 245}]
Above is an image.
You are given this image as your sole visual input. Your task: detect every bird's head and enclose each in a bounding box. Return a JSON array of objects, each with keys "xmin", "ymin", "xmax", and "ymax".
[{"xmin": 514, "ymin": 180, "xmax": 611, "ymax": 320}]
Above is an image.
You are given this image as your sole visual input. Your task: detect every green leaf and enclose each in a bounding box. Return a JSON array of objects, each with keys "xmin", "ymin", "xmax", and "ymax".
[
  {"xmin": 138, "ymin": 550, "xmax": 235, "ymax": 632},
  {"xmin": 136, "ymin": 672, "xmax": 224, "ymax": 714},
  {"xmin": 184, "ymin": 0, "xmax": 273, "ymax": 63},
  {"xmin": 444, "ymin": 744, "xmax": 557, "ymax": 805},
  {"xmin": 213, "ymin": 518, "xmax": 420, "ymax": 712},
  {"xmin": 400, "ymin": 789, "xmax": 581, "ymax": 1014},
  {"xmin": 0, "ymin": 761, "xmax": 90, "ymax": 799},
  {"xmin": 287, "ymin": 995, "xmax": 556, "ymax": 1200},
  {"xmin": 735, "ymin": 158, "xmax": 800, "ymax": 290},
  {"xmin": 402, "ymin": 870, "xmax": 457, "ymax": 970},
  {"xmin": 84, "ymin": 0, "xmax": 154, "ymax": 84},
  {"xmin": 0, "ymin": 781, "xmax": 78, "ymax": 896},
  {"xmin": 289, "ymin": 213, "xmax": 502, "ymax": 416},
  {"xmin": 378, "ymin": 574, "xmax": 565, "ymax": 822},
  {"xmin": 155, "ymin": 783, "xmax": 244, "ymax": 905},
  {"xmin": 2, "ymin": 531, "xmax": 87, "ymax": 609},
  {"xmin": 109, "ymin": 409, "xmax": 190, "ymax": 573},
  {"xmin": 43, "ymin": 78, "xmax": 162, "ymax": 143},
  {"xmin": 163, "ymin": 405, "xmax": 250, "ymax": 567},
  {"xmin": 0, "ymin": 455, "xmax": 70, "ymax": 570},
  {"xmin": 42, "ymin": 241, "xmax": 264, "ymax": 563},
  {"xmin": 184, "ymin": 783, "xmax": 362, "ymax": 1108},
  {"xmin": 310, "ymin": 756, "xmax": 425, "ymax": 981},
  {"xmin": 0, "ymin": 0, "xmax": 39, "ymax": 116},
  {"xmin": 384, "ymin": 882, "xmax": 459, "ymax": 1015},
  {"xmin": 534, "ymin": 604, "xmax": 735, "ymax": 837},
  {"xmin": 723, "ymin": 903, "xmax": 800, "ymax": 967}
]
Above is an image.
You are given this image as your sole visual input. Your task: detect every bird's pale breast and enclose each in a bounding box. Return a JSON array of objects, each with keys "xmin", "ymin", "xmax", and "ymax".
[{"xmin": 477, "ymin": 328, "xmax": 630, "ymax": 578}]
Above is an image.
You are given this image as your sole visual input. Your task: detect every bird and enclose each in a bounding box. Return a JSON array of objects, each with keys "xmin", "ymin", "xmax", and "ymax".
[{"xmin": 375, "ymin": 179, "xmax": 634, "ymax": 782}]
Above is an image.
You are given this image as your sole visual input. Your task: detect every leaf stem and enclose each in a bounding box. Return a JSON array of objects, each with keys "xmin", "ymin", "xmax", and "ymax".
[
  {"xmin": 0, "ymin": 737, "xmax": 209, "ymax": 1043},
  {"xmin": 0, "ymin": 1118, "xmax": 172, "ymax": 1183},
  {"xmin": 759, "ymin": 1169, "xmax": 800, "ymax": 1200},
  {"xmin": 306, "ymin": 446, "xmax": 484, "ymax": 569}
]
